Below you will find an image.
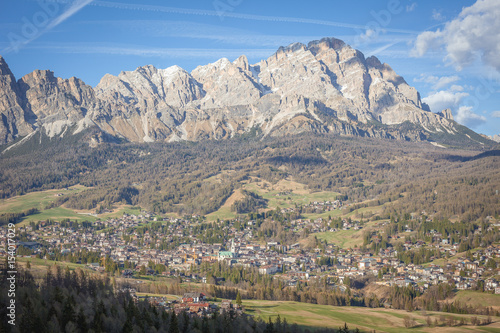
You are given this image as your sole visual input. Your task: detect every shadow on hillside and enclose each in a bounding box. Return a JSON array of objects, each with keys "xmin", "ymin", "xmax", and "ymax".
[
  {"xmin": 443, "ymin": 150, "xmax": 500, "ymax": 162},
  {"xmin": 267, "ymin": 155, "xmax": 328, "ymax": 166}
]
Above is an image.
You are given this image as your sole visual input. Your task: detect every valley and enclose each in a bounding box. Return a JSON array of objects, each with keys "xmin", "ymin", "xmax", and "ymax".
[{"xmin": 0, "ymin": 9, "xmax": 499, "ymax": 329}]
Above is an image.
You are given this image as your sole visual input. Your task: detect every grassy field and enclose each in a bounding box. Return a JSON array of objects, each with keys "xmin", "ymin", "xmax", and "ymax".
[
  {"xmin": 206, "ymin": 189, "xmax": 245, "ymax": 221},
  {"xmin": 0, "ymin": 185, "xmax": 146, "ymax": 225},
  {"xmin": 19, "ymin": 206, "xmax": 98, "ymax": 225},
  {"xmin": 3, "ymin": 177, "xmax": 368, "ymax": 225},
  {"xmin": 206, "ymin": 206, "xmax": 239, "ymax": 221},
  {"xmin": 16, "ymin": 257, "xmax": 94, "ymax": 273},
  {"xmin": 313, "ymin": 220, "xmax": 386, "ymax": 249},
  {"xmin": 136, "ymin": 293, "xmax": 179, "ymax": 301},
  {"xmin": 242, "ymin": 177, "xmax": 386, "ymax": 223},
  {"xmin": 245, "ymin": 178, "xmax": 341, "ymax": 211},
  {"xmin": 0, "ymin": 185, "xmax": 84, "ymax": 214},
  {"xmin": 243, "ymin": 299, "xmax": 500, "ymax": 333},
  {"xmin": 452, "ymin": 290, "xmax": 500, "ymax": 310},
  {"xmin": 344, "ymin": 203, "xmax": 386, "ymax": 219},
  {"xmin": 314, "ymin": 229, "xmax": 363, "ymax": 249},
  {"xmin": 206, "ymin": 177, "xmax": 341, "ymax": 221}
]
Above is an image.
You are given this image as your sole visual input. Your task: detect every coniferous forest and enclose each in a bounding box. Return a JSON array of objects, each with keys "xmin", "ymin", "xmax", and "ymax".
[
  {"xmin": 0, "ymin": 265, "xmax": 359, "ymax": 333},
  {"xmin": 0, "ymin": 130, "xmax": 499, "ymax": 221}
]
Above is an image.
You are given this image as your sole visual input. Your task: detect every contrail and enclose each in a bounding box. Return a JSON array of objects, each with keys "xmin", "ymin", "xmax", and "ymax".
[
  {"xmin": 2, "ymin": 0, "xmax": 94, "ymax": 54},
  {"xmin": 27, "ymin": 43, "xmax": 276, "ymax": 59},
  {"xmin": 366, "ymin": 41, "xmax": 401, "ymax": 57},
  {"xmin": 46, "ymin": 0, "xmax": 94, "ymax": 30},
  {"xmin": 80, "ymin": 0, "xmax": 419, "ymax": 35}
]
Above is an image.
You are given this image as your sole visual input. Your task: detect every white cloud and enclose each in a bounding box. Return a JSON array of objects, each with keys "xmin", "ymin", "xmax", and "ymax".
[
  {"xmin": 413, "ymin": 74, "xmax": 430, "ymax": 83},
  {"xmin": 423, "ymin": 89, "xmax": 488, "ymax": 128},
  {"xmin": 412, "ymin": 0, "xmax": 500, "ymax": 71},
  {"xmin": 492, "ymin": 110, "xmax": 500, "ymax": 118},
  {"xmin": 432, "ymin": 9, "xmax": 445, "ymax": 21},
  {"xmin": 433, "ymin": 75, "xmax": 460, "ymax": 90},
  {"xmin": 455, "ymin": 106, "xmax": 487, "ymax": 127},
  {"xmin": 406, "ymin": 3, "xmax": 417, "ymax": 12},
  {"xmin": 450, "ymin": 84, "xmax": 464, "ymax": 91},
  {"xmin": 422, "ymin": 90, "xmax": 469, "ymax": 112},
  {"xmin": 414, "ymin": 74, "xmax": 460, "ymax": 90},
  {"xmin": 359, "ymin": 29, "xmax": 376, "ymax": 42},
  {"xmin": 411, "ymin": 30, "xmax": 444, "ymax": 57}
]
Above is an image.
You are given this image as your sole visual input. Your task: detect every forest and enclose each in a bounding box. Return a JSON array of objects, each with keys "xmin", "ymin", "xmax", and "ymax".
[
  {"xmin": 0, "ymin": 265, "xmax": 359, "ymax": 333},
  {"xmin": 0, "ymin": 130, "xmax": 499, "ymax": 222}
]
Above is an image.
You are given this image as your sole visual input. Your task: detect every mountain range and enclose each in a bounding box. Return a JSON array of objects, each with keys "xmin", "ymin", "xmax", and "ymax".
[{"xmin": 0, "ymin": 37, "xmax": 493, "ymax": 148}]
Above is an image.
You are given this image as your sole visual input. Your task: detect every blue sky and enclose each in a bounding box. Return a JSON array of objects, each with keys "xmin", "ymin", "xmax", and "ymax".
[{"xmin": 1, "ymin": 0, "xmax": 499, "ymax": 136}]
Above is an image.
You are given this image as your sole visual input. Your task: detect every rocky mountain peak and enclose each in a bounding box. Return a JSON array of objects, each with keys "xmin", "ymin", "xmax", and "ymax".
[
  {"xmin": 0, "ymin": 56, "xmax": 14, "ymax": 77},
  {"xmin": 96, "ymin": 63, "xmax": 204, "ymax": 110},
  {"xmin": 366, "ymin": 56, "xmax": 382, "ymax": 68},
  {"xmin": 234, "ymin": 55, "xmax": 250, "ymax": 72},
  {"xmin": 307, "ymin": 37, "xmax": 346, "ymax": 54},
  {"xmin": 275, "ymin": 42, "xmax": 307, "ymax": 55},
  {"xmin": 0, "ymin": 56, "xmax": 33, "ymax": 143},
  {"xmin": 438, "ymin": 108, "xmax": 454, "ymax": 120},
  {"xmin": 0, "ymin": 37, "xmax": 494, "ymax": 147}
]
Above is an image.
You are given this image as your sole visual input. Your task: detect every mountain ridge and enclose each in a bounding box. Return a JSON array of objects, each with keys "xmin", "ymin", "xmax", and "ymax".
[{"xmin": 0, "ymin": 37, "xmax": 494, "ymax": 148}]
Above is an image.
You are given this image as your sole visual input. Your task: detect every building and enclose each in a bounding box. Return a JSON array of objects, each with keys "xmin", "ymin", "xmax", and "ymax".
[
  {"xmin": 218, "ymin": 251, "xmax": 235, "ymax": 260},
  {"xmin": 259, "ymin": 265, "xmax": 279, "ymax": 275},
  {"xmin": 182, "ymin": 292, "xmax": 206, "ymax": 303}
]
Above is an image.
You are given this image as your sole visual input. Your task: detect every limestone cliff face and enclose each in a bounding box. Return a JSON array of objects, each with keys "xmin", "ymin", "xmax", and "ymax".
[
  {"xmin": 191, "ymin": 56, "xmax": 261, "ymax": 108},
  {"xmin": 18, "ymin": 70, "xmax": 98, "ymax": 137},
  {"xmin": 0, "ymin": 56, "xmax": 33, "ymax": 144},
  {"xmin": 0, "ymin": 37, "xmax": 472, "ymax": 145},
  {"xmin": 94, "ymin": 65, "xmax": 204, "ymax": 142}
]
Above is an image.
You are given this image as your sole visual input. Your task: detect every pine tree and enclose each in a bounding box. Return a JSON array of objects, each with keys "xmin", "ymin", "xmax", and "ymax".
[
  {"xmin": 264, "ymin": 317, "xmax": 274, "ymax": 333},
  {"xmin": 62, "ymin": 297, "xmax": 76, "ymax": 329},
  {"xmin": 169, "ymin": 312, "xmax": 179, "ymax": 333},
  {"xmin": 236, "ymin": 291, "xmax": 242, "ymax": 307},
  {"xmin": 202, "ymin": 315, "xmax": 209, "ymax": 333},
  {"xmin": 77, "ymin": 309, "xmax": 88, "ymax": 332}
]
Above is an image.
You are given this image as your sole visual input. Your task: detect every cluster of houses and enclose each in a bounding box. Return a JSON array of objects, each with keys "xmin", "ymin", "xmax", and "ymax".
[
  {"xmin": 170, "ymin": 293, "xmax": 241, "ymax": 316},
  {"xmin": 123, "ymin": 290, "xmax": 240, "ymax": 317},
  {"xmin": 279, "ymin": 200, "xmax": 343, "ymax": 215},
  {"xmin": 2, "ymin": 211, "xmax": 499, "ymax": 296},
  {"xmin": 302, "ymin": 200, "xmax": 343, "ymax": 212}
]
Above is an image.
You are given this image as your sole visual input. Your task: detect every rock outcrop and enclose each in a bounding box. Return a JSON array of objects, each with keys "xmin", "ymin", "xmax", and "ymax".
[{"xmin": 0, "ymin": 56, "xmax": 33, "ymax": 143}]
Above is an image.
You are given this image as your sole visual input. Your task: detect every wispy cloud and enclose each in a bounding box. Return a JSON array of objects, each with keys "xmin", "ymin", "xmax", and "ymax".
[
  {"xmin": 79, "ymin": 19, "xmax": 326, "ymax": 48},
  {"xmin": 26, "ymin": 42, "xmax": 275, "ymax": 59},
  {"xmin": 365, "ymin": 41, "xmax": 401, "ymax": 57},
  {"xmin": 414, "ymin": 74, "xmax": 461, "ymax": 90},
  {"xmin": 432, "ymin": 9, "xmax": 445, "ymax": 21},
  {"xmin": 2, "ymin": 0, "xmax": 94, "ymax": 54},
  {"xmin": 74, "ymin": 19, "xmax": 416, "ymax": 57},
  {"xmin": 86, "ymin": 0, "xmax": 419, "ymax": 35}
]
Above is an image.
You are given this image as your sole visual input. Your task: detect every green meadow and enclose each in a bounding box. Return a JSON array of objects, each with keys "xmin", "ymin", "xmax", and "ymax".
[{"xmin": 242, "ymin": 299, "xmax": 499, "ymax": 333}]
